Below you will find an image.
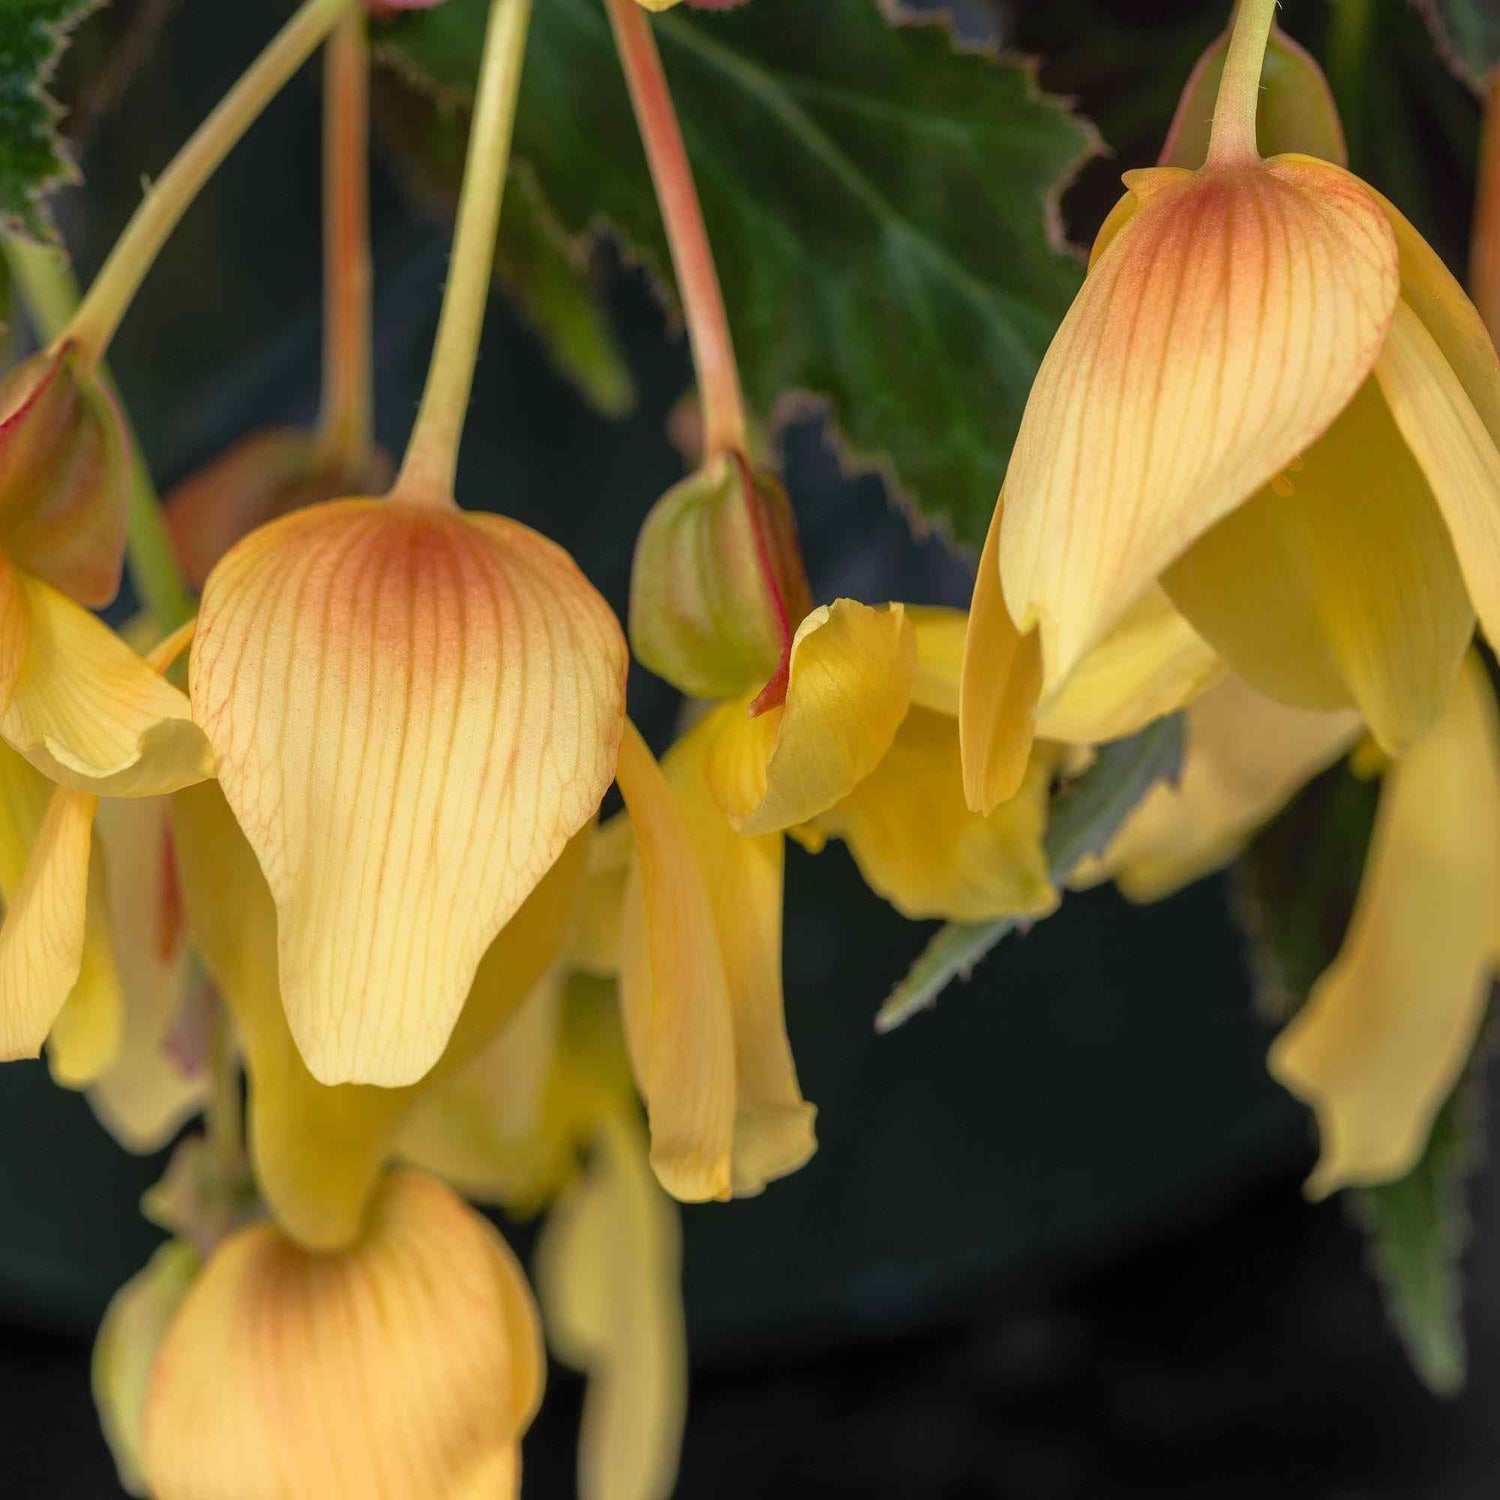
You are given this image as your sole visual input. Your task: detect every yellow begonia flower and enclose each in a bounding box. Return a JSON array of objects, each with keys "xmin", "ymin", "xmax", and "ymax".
[
  {"xmin": 138, "ymin": 1170, "xmax": 543, "ymax": 1500},
  {"xmin": 0, "ymin": 617, "xmax": 211, "ymax": 1080},
  {"xmin": 1271, "ymin": 655, "xmax": 1500, "ymax": 1197},
  {"xmin": 403, "ymin": 973, "xmax": 688, "ymax": 1500},
  {"xmin": 189, "ymin": 498, "xmax": 627, "ymax": 1089},
  {"xmin": 962, "ymin": 0, "xmax": 1500, "ymax": 807}
]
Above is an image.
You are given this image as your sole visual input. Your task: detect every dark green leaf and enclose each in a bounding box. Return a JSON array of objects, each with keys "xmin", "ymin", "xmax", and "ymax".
[
  {"xmin": 377, "ymin": 0, "xmax": 1094, "ymax": 545},
  {"xmin": 1414, "ymin": 0, "xmax": 1500, "ymax": 89},
  {"xmin": 0, "ymin": 0, "xmax": 98, "ymax": 240},
  {"xmin": 876, "ymin": 714, "xmax": 1185, "ymax": 1033},
  {"xmin": 1352, "ymin": 1070, "xmax": 1484, "ymax": 1396}
]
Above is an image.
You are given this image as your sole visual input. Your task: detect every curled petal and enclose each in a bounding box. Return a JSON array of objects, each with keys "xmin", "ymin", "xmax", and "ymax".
[
  {"xmin": 814, "ymin": 707, "xmax": 1057, "ymax": 923},
  {"xmin": 190, "ymin": 499, "xmax": 626, "ymax": 1087},
  {"xmin": 705, "ymin": 600, "xmax": 915, "ymax": 836},
  {"xmin": 1376, "ymin": 299, "xmax": 1500, "ymax": 661},
  {"xmin": 615, "ymin": 720, "xmax": 736, "ymax": 1203},
  {"xmin": 141, "ymin": 1171, "xmax": 544, "ymax": 1500},
  {"xmin": 1085, "ymin": 675, "xmax": 1360, "ymax": 902},
  {"xmin": 1, "ymin": 574, "xmax": 212, "ymax": 796},
  {"xmin": 666, "ymin": 709, "xmax": 814, "ymax": 1194},
  {"xmin": 959, "ymin": 499, "xmax": 1042, "ymax": 811},
  {"xmin": 537, "ymin": 1108, "xmax": 687, "ymax": 1500},
  {"xmin": 1269, "ymin": 656, "xmax": 1500, "ymax": 1197},
  {"xmin": 999, "ymin": 156, "xmax": 1400, "ymax": 694},
  {"xmin": 1036, "ymin": 587, "xmax": 1222, "ymax": 746},
  {"xmin": 1165, "ymin": 372, "xmax": 1472, "ymax": 754},
  {"xmin": 172, "ymin": 782, "xmax": 585, "ymax": 1251}
]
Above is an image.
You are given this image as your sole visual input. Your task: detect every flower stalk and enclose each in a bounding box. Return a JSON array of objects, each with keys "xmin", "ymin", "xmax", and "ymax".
[
  {"xmin": 605, "ymin": 0, "xmax": 748, "ymax": 459},
  {"xmin": 66, "ymin": 0, "xmax": 353, "ymax": 367},
  {"xmin": 1207, "ymin": 0, "xmax": 1279, "ymax": 165},
  {"xmin": 318, "ymin": 7, "xmax": 375, "ymax": 474},
  {"xmin": 393, "ymin": 0, "xmax": 535, "ymax": 505}
]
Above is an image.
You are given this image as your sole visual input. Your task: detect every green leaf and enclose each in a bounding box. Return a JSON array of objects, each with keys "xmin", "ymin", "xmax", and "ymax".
[
  {"xmin": 876, "ymin": 714, "xmax": 1184, "ymax": 1034},
  {"xmin": 1414, "ymin": 0, "xmax": 1500, "ymax": 89},
  {"xmin": 376, "ymin": 0, "xmax": 1093, "ymax": 546},
  {"xmin": 1352, "ymin": 1071, "xmax": 1483, "ymax": 1396},
  {"xmin": 0, "ymin": 0, "xmax": 98, "ymax": 240}
]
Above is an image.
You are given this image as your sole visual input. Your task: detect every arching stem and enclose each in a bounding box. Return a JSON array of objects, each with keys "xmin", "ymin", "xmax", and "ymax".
[
  {"xmin": 605, "ymin": 0, "xmax": 748, "ymax": 460},
  {"xmin": 66, "ymin": 0, "xmax": 352, "ymax": 367},
  {"xmin": 393, "ymin": 0, "xmax": 533, "ymax": 506}
]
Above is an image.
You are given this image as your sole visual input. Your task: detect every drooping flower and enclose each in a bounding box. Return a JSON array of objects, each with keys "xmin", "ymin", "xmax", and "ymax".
[
  {"xmin": 961, "ymin": 0, "xmax": 1500, "ymax": 809},
  {"xmin": 133, "ymin": 1170, "xmax": 543, "ymax": 1499}
]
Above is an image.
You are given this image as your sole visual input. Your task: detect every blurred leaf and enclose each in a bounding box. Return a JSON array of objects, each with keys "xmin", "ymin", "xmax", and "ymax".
[
  {"xmin": 372, "ymin": 69, "xmax": 636, "ymax": 417},
  {"xmin": 377, "ymin": 0, "xmax": 1093, "ymax": 545},
  {"xmin": 0, "ymin": 0, "xmax": 97, "ymax": 239},
  {"xmin": 877, "ymin": 714, "xmax": 1185, "ymax": 1033},
  {"xmin": 1414, "ymin": 0, "xmax": 1500, "ymax": 89},
  {"xmin": 1352, "ymin": 1070, "xmax": 1483, "ymax": 1396},
  {"xmin": 1231, "ymin": 764, "xmax": 1381, "ymax": 1025}
]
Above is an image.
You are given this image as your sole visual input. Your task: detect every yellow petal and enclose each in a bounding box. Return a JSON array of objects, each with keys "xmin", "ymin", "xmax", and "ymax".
[
  {"xmin": 814, "ymin": 706, "xmax": 1058, "ymax": 923},
  {"xmin": 1086, "ymin": 675, "xmax": 1360, "ymax": 902},
  {"xmin": 570, "ymin": 811, "xmax": 632, "ymax": 977},
  {"xmin": 1, "ymin": 574, "xmax": 212, "ymax": 796},
  {"xmin": 615, "ymin": 718, "xmax": 736, "ymax": 1203},
  {"xmin": 537, "ymin": 1108, "xmax": 687, "ymax": 1500},
  {"xmin": 190, "ymin": 498, "xmax": 627, "ymax": 1086},
  {"xmin": 1165, "ymin": 370, "xmax": 1472, "ymax": 753},
  {"xmin": 1036, "ymin": 587, "xmax": 1223, "ymax": 745},
  {"xmin": 171, "ymin": 781, "xmax": 587, "ymax": 1251},
  {"xmin": 141, "ymin": 1170, "xmax": 544, "ymax": 1500},
  {"xmin": 1000, "ymin": 155, "xmax": 1400, "ymax": 695},
  {"xmin": 666, "ymin": 708, "xmax": 814, "ymax": 1195},
  {"xmin": 1269, "ymin": 655, "xmax": 1500, "ymax": 1197},
  {"xmin": 86, "ymin": 796, "xmax": 205, "ymax": 1151},
  {"xmin": 904, "ymin": 605, "xmax": 967, "ymax": 716},
  {"xmin": 705, "ymin": 600, "xmax": 916, "ymax": 836},
  {"xmin": 959, "ymin": 497, "xmax": 1043, "ymax": 811},
  {"xmin": 1375, "ymin": 299, "xmax": 1500, "ymax": 662},
  {"xmin": 45, "ymin": 859, "xmax": 123, "ymax": 1089},
  {"xmin": 93, "ymin": 1241, "xmax": 199, "ymax": 1499}
]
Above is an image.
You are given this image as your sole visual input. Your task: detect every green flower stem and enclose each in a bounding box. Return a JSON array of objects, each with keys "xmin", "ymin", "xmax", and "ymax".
[
  {"xmin": 66, "ymin": 0, "xmax": 353, "ymax": 367},
  {"xmin": 394, "ymin": 0, "xmax": 534, "ymax": 505},
  {"xmin": 3, "ymin": 237, "xmax": 195, "ymax": 630},
  {"xmin": 1208, "ymin": 0, "xmax": 1279, "ymax": 165}
]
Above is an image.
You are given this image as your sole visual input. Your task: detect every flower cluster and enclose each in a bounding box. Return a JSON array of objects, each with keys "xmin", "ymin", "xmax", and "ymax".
[{"xmin": 0, "ymin": 0, "xmax": 1494, "ymax": 1494}]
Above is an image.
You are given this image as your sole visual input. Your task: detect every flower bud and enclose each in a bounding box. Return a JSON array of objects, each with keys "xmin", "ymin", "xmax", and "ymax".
[
  {"xmin": 0, "ymin": 344, "xmax": 130, "ymax": 608},
  {"xmin": 629, "ymin": 451, "xmax": 811, "ymax": 702}
]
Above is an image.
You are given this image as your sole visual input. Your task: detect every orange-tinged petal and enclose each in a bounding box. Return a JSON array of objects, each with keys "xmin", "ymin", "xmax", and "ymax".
[
  {"xmin": 665, "ymin": 708, "xmax": 814, "ymax": 1195},
  {"xmin": 1, "ymin": 574, "xmax": 211, "ymax": 796},
  {"xmin": 86, "ymin": 796, "xmax": 205, "ymax": 1151},
  {"xmin": 190, "ymin": 498, "xmax": 626, "ymax": 1087},
  {"xmin": 615, "ymin": 719, "xmax": 736, "ymax": 1203},
  {"xmin": 1084, "ymin": 675, "xmax": 1360, "ymax": 902},
  {"xmin": 705, "ymin": 600, "xmax": 915, "ymax": 836},
  {"xmin": 140, "ymin": 1170, "xmax": 543, "ymax": 1500},
  {"xmin": 959, "ymin": 497, "xmax": 1043, "ymax": 811},
  {"xmin": 814, "ymin": 707, "xmax": 1058, "ymax": 923},
  {"xmin": 172, "ymin": 782, "xmax": 587, "ymax": 1251},
  {"xmin": 1165, "ymin": 371, "xmax": 1472, "ymax": 753},
  {"xmin": 1375, "ymin": 299, "xmax": 1500, "ymax": 658},
  {"xmin": 999, "ymin": 155, "xmax": 1400, "ymax": 695},
  {"xmin": 1035, "ymin": 587, "xmax": 1222, "ymax": 745},
  {"xmin": 537, "ymin": 1108, "xmax": 687, "ymax": 1500},
  {"xmin": 1269, "ymin": 656, "xmax": 1500, "ymax": 1197}
]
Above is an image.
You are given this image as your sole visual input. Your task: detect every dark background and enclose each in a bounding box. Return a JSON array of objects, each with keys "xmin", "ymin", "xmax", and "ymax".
[{"xmin": 0, "ymin": 0, "xmax": 1494, "ymax": 1493}]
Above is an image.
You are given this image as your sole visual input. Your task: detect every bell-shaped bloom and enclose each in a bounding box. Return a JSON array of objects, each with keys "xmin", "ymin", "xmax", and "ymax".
[
  {"xmin": 403, "ymin": 972, "xmax": 688, "ymax": 1500},
  {"xmin": 137, "ymin": 1170, "xmax": 543, "ymax": 1499},
  {"xmin": 1270, "ymin": 655, "xmax": 1500, "ymax": 1197},
  {"xmin": 189, "ymin": 496, "xmax": 628, "ymax": 1087},
  {"xmin": 170, "ymin": 776, "xmax": 587, "ymax": 1251},
  {"xmin": 962, "ymin": 29, "xmax": 1500, "ymax": 807}
]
